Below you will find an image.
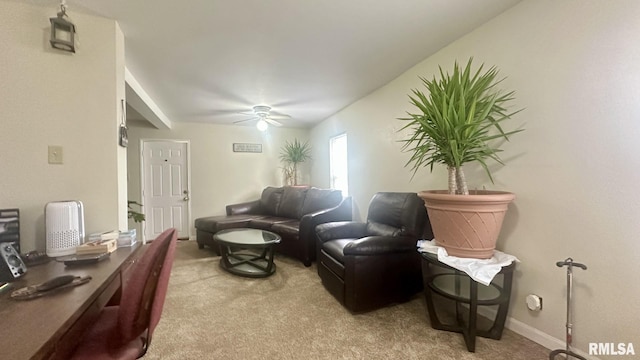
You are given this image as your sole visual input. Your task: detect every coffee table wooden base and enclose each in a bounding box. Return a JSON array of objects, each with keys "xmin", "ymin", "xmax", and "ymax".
[
  {"xmin": 214, "ymin": 228, "xmax": 281, "ymax": 278},
  {"xmin": 219, "ymin": 247, "xmax": 277, "ymax": 278}
]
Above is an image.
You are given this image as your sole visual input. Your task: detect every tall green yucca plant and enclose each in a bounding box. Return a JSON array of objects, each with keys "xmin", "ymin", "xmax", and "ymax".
[
  {"xmin": 279, "ymin": 139, "xmax": 312, "ymax": 185},
  {"xmin": 399, "ymin": 58, "xmax": 523, "ymax": 195}
]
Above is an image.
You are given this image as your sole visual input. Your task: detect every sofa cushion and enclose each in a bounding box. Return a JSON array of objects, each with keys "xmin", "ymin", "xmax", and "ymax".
[
  {"xmin": 194, "ymin": 215, "xmax": 258, "ymax": 233},
  {"xmin": 249, "ymin": 216, "xmax": 291, "ymax": 230},
  {"xmin": 271, "ymin": 220, "xmax": 300, "ymax": 239},
  {"xmin": 277, "ymin": 186, "xmax": 309, "ymax": 219},
  {"xmin": 260, "ymin": 187, "xmax": 284, "ymax": 216},
  {"xmin": 301, "ymin": 188, "xmax": 342, "ymax": 215}
]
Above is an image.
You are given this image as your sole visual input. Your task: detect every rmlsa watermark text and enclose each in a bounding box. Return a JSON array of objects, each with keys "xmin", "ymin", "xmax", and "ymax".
[{"xmin": 589, "ymin": 343, "xmax": 635, "ymax": 356}]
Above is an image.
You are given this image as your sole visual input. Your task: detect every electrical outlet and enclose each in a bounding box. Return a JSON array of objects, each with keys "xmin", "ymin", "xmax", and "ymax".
[
  {"xmin": 48, "ymin": 146, "xmax": 63, "ymax": 164},
  {"xmin": 526, "ymin": 294, "xmax": 543, "ymax": 311}
]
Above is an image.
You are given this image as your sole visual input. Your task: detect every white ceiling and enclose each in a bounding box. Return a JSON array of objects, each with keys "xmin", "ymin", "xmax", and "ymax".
[{"xmin": 49, "ymin": 0, "xmax": 521, "ymax": 128}]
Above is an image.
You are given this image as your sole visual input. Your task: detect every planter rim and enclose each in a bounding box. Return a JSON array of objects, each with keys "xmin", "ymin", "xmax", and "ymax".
[{"xmin": 418, "ymin": 189, "xmax": 515, "ymax": 202}]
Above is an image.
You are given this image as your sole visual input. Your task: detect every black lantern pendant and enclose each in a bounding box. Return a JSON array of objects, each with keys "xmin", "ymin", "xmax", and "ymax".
[{"xmin": 49, "ymin": 3, "xmax": 76, "ymax": 53}]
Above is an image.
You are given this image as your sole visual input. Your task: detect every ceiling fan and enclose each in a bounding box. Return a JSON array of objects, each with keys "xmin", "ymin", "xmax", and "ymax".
[{"xmin": 233, "ymin": 105, "xmax": 290, "ymax": 130}]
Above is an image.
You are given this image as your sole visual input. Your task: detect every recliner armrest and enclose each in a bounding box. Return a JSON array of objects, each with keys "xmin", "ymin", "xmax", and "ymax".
[
  {"xmin": 315, "ymin": 222, "xmax": 367, "ymax": 243},
  {"xmin": 343, "ymin": 235, "xmax": 418, "ymax": 256},
  {"xmin": 226, "ymin": 200, "xmax": 262, "ymax": 215}
]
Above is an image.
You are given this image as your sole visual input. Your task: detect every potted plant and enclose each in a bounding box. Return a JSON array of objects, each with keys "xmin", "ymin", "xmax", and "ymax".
[
  {"xmin": 399, "ymin": 58, "xmax": 523, "ymax": 258},
  {"xmin": 279, "ymin": 139, "xmax": 312, "ymax": 186},
  {"xmin": 127, "ymin": 200, "xmax": 145, "ymax": 223}
]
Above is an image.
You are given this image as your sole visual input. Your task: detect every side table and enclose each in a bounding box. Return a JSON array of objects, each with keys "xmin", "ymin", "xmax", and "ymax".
[{"xmin": 420, "ymin": 251, "xmax": 516, "ymax": 352}]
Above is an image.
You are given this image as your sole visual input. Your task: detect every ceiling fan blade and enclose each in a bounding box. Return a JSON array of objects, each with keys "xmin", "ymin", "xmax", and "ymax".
[
  {"xmin": 268, "ymin": 110, "xmax": 292, "ymax": 119},
  {"xmin": 268, "ymin": 114, "xmax": 291, "ymax": 120},
  {"xmin": 233, "ymin": 117, "xmax": 258, "ymax": 124},
  {"xmin": 265, "ymin": 118, "xmax": 283, "ymax": 127}
]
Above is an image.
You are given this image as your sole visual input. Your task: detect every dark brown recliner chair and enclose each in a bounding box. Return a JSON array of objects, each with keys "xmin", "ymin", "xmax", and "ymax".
[{"xmin": 315, "ymin": 192, "xmax": 431, "ymax": 313}]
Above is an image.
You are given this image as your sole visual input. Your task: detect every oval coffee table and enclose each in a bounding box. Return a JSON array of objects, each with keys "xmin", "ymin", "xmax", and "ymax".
[{"xmin": 214, "ymin": 228, "xmax": 281, "ymax": 278}]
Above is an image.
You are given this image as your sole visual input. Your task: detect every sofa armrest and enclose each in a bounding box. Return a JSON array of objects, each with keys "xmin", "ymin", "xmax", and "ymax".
[
  {"xmin": 297, "ymin": 196, "xmax": 353, "ymax": 265},
  {"xmin": 226, "ymin": 199, "xmax": 262, "ymax": 215},
  {"xmin": 343, "ymin": 235, "xmax": 418, "ymax": 256},
  {"xmin": 300, "ymin": 196, "xmax": 353, "ymax": 243},
  {"xmin": 315, "ymin": 222, "xmax": 367, "ymax": 243},
  {"xmin": 300, "ymin": 196, "xmax": 352, "ymax": 229}
]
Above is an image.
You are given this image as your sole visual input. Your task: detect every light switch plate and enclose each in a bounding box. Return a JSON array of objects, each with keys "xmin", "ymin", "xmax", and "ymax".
[{"xmin": 48, "ymin": 145, "xmax": 63, "ymax": 164}]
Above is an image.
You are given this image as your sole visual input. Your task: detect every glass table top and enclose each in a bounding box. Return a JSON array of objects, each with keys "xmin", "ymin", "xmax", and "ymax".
[
  {"xmin": 431, "ymin": 274, "xmax": 502, "ymax": 302},
  {"xmin": 214, "ymin": 228, "xmax": 281, "ymax": 246}
]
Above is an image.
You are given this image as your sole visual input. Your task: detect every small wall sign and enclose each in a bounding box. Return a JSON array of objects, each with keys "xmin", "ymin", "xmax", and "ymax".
[{"xmin": 233, "ymin": 143, "xmax": 262, "ymax": 153}]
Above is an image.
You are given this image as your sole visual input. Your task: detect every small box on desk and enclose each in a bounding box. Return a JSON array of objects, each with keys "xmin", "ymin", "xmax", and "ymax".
[
  {"xmin": 117, "ymin": 229, "xmax": 137, "ymax": 247},
  {"xmin": 87, "ymin": 230, "xmax": 119, "ymax": 242},
  {"xmin": 76, "ymin": 238, "xmax": 117, "ymax": 255}
]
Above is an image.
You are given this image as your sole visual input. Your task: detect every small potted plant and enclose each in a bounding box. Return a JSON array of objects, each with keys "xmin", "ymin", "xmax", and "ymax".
[
  {"xmin": 127, "ymin": 200, "xmax": 145, "ymax": 223},
  {"xmin": 279, "ymin": 139, "xmax": 312, "ymax": 186},
  {"xmin": 399, "ymin": 58, "xmax": 523, "ymax": 258}
]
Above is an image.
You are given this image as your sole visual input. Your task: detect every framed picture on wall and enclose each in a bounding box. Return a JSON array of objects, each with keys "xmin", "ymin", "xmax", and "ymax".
[{"xmin": 232, "ymin": 143, "xmax": 262, "ymax": 153}]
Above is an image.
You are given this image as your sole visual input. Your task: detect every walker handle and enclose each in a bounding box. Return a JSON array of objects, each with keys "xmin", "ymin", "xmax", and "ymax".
[{"xmin": 556, "ymin": 258, "xmax": 587, "ymax": 270}]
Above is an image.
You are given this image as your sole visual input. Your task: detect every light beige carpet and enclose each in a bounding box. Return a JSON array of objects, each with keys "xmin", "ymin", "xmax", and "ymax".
[{"xmin": 145, "ymin": 240, "xmax": 550, "ymax": 360}]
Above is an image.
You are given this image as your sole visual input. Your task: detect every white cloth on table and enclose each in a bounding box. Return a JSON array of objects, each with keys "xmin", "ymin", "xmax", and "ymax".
[{"xmin": 417, "ymin": 239, "xmax": 519, "ymax": 286}]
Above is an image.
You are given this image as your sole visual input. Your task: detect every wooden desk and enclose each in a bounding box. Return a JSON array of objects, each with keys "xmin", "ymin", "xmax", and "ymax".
[{"xmin": 0, "ymin": 244, "xmax": 143, "ymax": 360}]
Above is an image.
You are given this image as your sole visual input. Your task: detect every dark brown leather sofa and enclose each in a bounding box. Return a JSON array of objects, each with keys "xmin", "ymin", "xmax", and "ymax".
[
  {"xmin": 195, "ymin": 186, "xmax": 352, "ymax": 267},
  {"xmin": 315, "ymin": 192, "xmax": 432, "ymax": 313}
]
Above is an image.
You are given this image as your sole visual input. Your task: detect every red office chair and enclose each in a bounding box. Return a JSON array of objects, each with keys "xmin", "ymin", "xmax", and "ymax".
[{"xmin": 70, "ymin": 228, "xmax": 178, "ymax": 360}]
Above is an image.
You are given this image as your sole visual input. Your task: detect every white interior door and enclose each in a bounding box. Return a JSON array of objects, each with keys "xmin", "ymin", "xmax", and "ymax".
[{"xmin": 141, "ymin": 140, "xmax": 191, "ymax": 242}]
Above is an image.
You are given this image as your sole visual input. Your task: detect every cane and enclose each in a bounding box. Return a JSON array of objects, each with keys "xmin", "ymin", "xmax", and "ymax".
[{"xmin": 549, "ymin": 258, "xmax": 587, "ymax": 360}]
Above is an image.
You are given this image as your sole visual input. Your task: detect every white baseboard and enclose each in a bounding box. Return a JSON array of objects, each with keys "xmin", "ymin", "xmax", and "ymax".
[{"xmin": 476, "ymin": 307, "xmax": 600, "ymax": 360}]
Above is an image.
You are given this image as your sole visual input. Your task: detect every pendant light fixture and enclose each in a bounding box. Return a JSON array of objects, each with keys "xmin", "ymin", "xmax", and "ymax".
[{"xmin": 50, "ymin": 0, "xmax": 76, "ymax": 53}]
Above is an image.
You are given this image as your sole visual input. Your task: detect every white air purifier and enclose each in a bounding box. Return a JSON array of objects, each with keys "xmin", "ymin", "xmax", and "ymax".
[{"xmin": 45, "ymin": 200, "xmax": 85, "ymax": 257}]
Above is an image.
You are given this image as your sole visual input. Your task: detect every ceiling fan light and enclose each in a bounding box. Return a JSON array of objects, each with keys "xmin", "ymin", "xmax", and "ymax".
[{"xmin": 256, "ymin": 119, "xmax": 268, "ymax": 131}]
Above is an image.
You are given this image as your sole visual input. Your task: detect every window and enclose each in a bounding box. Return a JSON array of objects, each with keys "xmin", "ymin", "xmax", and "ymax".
[{"xmin": 329, "ymin": 133, "xmax": 348, "ymax": 196}]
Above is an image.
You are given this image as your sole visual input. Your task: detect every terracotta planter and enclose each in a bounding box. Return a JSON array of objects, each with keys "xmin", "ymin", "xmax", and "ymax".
[{"xmin": 418, "ymin": 190, "xmax": 515, "ymax": 259}]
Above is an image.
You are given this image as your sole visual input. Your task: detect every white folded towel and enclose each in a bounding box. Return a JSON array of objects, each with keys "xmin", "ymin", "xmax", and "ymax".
[{"xmin": 417, "ymin": 239, "xmax": 519, "ymax": 286}]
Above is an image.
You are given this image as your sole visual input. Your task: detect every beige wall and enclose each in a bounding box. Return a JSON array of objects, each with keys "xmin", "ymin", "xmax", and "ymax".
[
  {"xmin": 311, "ymin": 0, "xmax": 640, "ymax": 355},
  {"xmin": 0, "ymin": 1, "xmax": 126, "ymax": 251},
  {"xmin": 126, "ymin": 122, "xmax": 309, "ymax": 238},
  {"xmin": 4, "ymin": 0, "xmax": 638, "ymax": 355}
]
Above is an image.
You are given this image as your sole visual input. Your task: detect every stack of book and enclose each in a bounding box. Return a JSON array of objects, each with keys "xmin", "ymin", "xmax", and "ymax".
[
  {"xmin": 87, "ymin": 230, "xmax": 119, "ymax": 242},
  {"xmin": 117, "ymin": 229, "xmax": 137, "ymax": 247},
  {"xmin": 78, "ymin": 231, "xmax": 119, "ymax": 255}
]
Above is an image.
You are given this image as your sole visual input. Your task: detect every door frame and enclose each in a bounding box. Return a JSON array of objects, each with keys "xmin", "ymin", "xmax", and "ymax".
[{"xmin": 139, "ymin": 139, "xmax": 192, "ymax": 243}]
